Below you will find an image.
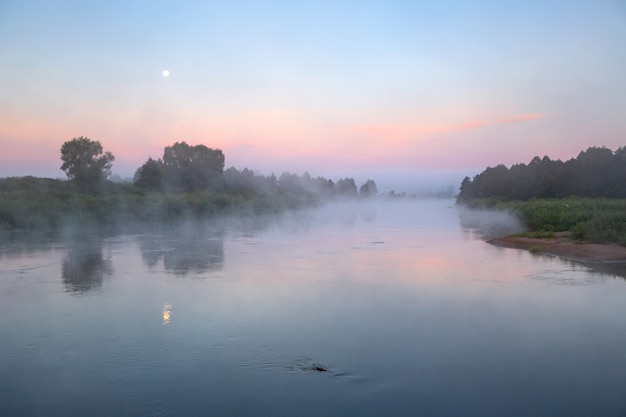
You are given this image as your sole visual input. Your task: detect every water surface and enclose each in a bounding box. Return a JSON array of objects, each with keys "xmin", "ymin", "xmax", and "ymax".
[{"xmin": 2, "ymin": 199, "xmax": 625, "ymax": 416}]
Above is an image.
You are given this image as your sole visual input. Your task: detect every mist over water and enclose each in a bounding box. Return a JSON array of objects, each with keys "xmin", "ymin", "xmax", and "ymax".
[
  {"xmin": 1, "ymin": 199, "xmax": 626, "ymax": 417},
  {"xmin": 456, "ymin": 204, "xmax": 526, "ymax": 240}
]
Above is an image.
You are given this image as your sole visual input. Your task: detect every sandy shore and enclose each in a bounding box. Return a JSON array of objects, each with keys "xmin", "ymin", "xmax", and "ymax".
[{"xmin": 488, "ymin": 232, "xmax": 626, "ymax": 264}]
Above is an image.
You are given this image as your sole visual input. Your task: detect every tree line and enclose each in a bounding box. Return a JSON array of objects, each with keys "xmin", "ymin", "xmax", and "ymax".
[
  {"xmin": 59, "ymin": 136, "xmax": 378, "ymax": 199},
  {"xmin": 457, "ymin": 146, "xmax": 626, "ymax": 202}
]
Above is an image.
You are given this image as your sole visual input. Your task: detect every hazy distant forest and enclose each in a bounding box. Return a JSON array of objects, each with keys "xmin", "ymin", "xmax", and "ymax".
[
  {"xmin": 0, "ymin": 137, "xmax": 379, "ymax": 235},
  {"xmin": 55, "ymin": 136, "xmax": 377, "ymax": 198},
  {"xmin": 2, "ymin": 138, "xmax": 626, "ymax": 244}
]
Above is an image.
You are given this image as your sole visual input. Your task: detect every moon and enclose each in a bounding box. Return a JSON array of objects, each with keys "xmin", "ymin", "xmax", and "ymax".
[{"xmin": 162, "ymin": 69, "xmax": 170, "ymax": 77}]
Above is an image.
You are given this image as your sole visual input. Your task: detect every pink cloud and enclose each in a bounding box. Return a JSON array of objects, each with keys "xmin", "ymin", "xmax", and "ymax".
[
  {"xmin": 0, "ymin": 107, "xmax": 551, "ymax": 178},
  {"xmin": 346, "ymin": 113, "xmax": 547, "ymax": 140},
  {"xmin": 452, "ymin": 113, "xmax": 547, "ymax": 131},
  {"xmin": 325, "ymin": 113, "xmax": 550, "ymax": 171},
  {"xmin": 215, "ymin": 112, "xmax": 548, "ymax": 173}
]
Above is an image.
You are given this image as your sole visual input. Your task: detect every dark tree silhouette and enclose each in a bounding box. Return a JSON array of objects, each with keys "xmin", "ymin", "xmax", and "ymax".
[
  {"xmin": 60, "ymin": 137, "xmax": 115, "ymax": 193},
  {"xmin": 134, "ymin": 157, "xmax": 164, "ymax": 191},
  {"xmin": 457, "ymin": 146, "xmax": 626, "ymax": 203},
  {"xmin": 134, "ymin": 142, "xmax": 225, "ymax": 192},
  {"xmin": 160, "ymin": 142, "xmax": 225, "ymax": 191},
  {"xmin": 129, "ymin": 142, "xmax": 380, "ymax": 204}
]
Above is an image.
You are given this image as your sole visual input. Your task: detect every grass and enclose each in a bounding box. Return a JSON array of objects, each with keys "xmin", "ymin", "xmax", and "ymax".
[
  {"xmin": 462, "ymin": 197, "xmax": 626, "ymax": 246},
  {"xmin": 512, "ymin": 231, "xmax": 557, "ymax": 239},
  {"xmin": 0, "ymin": 178, "xmax": 322, "ymax": 238}
]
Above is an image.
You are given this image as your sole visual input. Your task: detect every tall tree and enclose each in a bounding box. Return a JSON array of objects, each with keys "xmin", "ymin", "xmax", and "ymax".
[
  {"xmin": 60, "ymin": 137, "xmax": 114, "ymax": 193},
  {"xmin": 162, "ymin": 142, "xmax": 225, "ymax": 191},
  {"xmin": 134, "ymin": 157, "xmax": 164, "ymax": 191},
  {"xmin": 572, "ymin": 146, "xmax": 614, "ymax": 197}
]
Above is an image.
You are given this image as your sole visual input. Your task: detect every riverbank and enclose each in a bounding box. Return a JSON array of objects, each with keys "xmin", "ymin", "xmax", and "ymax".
[
  {"xmin": 488, "ymin": 232, "xmax": 626, "ymax": 264},
  {"xmin": 460, "ymin": 198, "xmax": 626, "ymax": 246}
]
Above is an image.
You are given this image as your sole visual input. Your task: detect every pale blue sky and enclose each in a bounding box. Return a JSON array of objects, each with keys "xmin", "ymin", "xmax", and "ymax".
[{"xmin": 1, "ymin": 0, "xmax": 624, "ymax": 191}]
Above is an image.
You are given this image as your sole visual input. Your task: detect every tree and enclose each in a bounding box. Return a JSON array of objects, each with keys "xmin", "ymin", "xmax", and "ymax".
[
  {"xmin": 162, "ymin": 142, "xmax": 225, "ymax": 191},
  {"xmin": 457, "ymin": 176, "xmax": 474, "ymax": 202},
  {"xmin": 611, "ymin": 146, "xmax": 626, "ymax": 198},
  {"xmin": 359, "ymin": 179, "xmax": 378, "ymax": 197},
  {"xmin": 60, "ymin": 137, "xmax": 115, "ymax": 193},
  {"xmin": 134, "ymin": 157, "xmax": 164, "ymax": 191},
  {"xmin": 278, "ymin": 172, "xmax": 301, "ymax": 194},
  {"xmin": 312, "ymin": 177, "xmax": 335, "ymax": 197},
  {"xmin": 335, "ymin": 178, "xmax": 358, "ymax": 197},
  {"xmin": 572, "ymin": 146, "xmax": 614, "ymax": 197},
  {"xmin": 224, "ymin": 167, "xmax": 258, "ymax": 193},
  {"xmin": 455, "ymin": 145, "xmax": 626, "ymax": 203}
]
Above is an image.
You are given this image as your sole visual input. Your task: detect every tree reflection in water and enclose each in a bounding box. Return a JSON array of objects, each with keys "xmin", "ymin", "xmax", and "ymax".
[
  {"xmin": 137, "ymin": 226, "xmax": 224, "ymax": 275},
  {"xmin": 137, "ymin": 235, "xmax": 163, "ymax": 268},
  {"xmin": 62, "ymin": 240, "xmax": 112, "ymax": 292},
  {"xmin": 163, "ymin": 237, "xmax": 223, "ymax": 274}
]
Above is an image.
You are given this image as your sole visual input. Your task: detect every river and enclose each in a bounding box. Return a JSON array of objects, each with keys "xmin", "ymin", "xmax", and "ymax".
[{"xmin": 1, "ymin": 199, "xmax": 625, "ymax": 416}]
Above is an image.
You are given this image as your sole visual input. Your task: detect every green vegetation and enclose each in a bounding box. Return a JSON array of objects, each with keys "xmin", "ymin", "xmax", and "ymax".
[
  {"xmin": 134, "ymin": 141, "xmax": 224, "ymax": 192},
  {"xmin": 60, "ymin": 137, "xmax": 115, "ymax": 194},
  {"xmin": 0, "ymin": 177, "xmax": 323, "ymax": 237},
  {"xmin": 466, "ymin": 198, "xmax": 626, "ymax": 246},
  {"xmin": 0, "ymin": 137, "xmax": 381, "ymax": 238},
  {"xmin": 512, "ymin": 230, "xmax": 556, "ymax": 239},
  {"xmin": 457, "ymin": 145, "xmax": 626, "ymax": 245},
  {"xmin": 457, "ymin": 146, "xmax": 626, "ymax": 201}
]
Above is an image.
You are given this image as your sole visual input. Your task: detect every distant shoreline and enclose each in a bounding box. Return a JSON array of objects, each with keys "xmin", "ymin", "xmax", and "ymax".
[{"xmin": 488, "ymin": 232, "xmax": 626, "ymax": 264}]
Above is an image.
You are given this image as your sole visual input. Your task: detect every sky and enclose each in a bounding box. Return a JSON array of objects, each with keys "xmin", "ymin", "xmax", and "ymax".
[{"xmin": 1, "ymin": 0, "xmax": 625, "ymax": 192}]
